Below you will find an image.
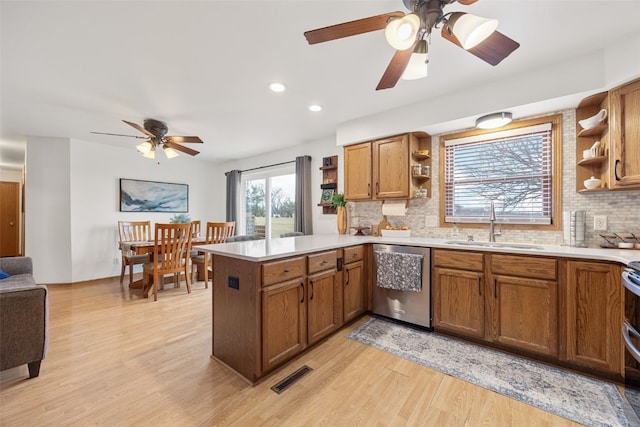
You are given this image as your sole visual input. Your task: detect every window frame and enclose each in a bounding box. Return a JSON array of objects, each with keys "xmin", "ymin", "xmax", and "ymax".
[{"xmin": 439, "ymin": 114, "xmax": 562, "ymax": 231}]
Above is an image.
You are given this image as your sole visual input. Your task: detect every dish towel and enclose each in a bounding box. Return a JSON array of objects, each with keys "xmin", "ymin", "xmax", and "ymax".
[{"xmin": 374, "ymin": 251, "xmax": 423, "ymax": 292}]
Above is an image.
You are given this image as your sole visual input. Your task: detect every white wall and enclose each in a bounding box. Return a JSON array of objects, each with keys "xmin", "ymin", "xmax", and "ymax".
[
  {"xmin": 25, "ymin": 137, "xmax": 72, "ymax": 283},
  {"xmin": 26, "ymin": 137, "xmax": 224, "ymax": 283}
]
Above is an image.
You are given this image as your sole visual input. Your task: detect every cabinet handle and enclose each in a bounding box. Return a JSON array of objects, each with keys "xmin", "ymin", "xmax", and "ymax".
[
  {"xmin": 367, "ymin": 183, "xmax": 371, "ymax": 197},
  {"xmin": 477, "ymin": 277, "xmax": 481, "ymax": 296},
  {"xmin": 309, "ymin": 280, "xmax": 314, "ymax": 300},
  {"xmin": 300, "ymin": 283, "xmax": 304, "ymax": 303},
  {"xmin": 375, "ymin": 182, "xmax": 379, "ymax": 196},
  {"xmin": 321, "ymin": 260, "xmax": 328, "ymax": 265},
  {"xmin": 494, "ymin": 278, "xmax": 497, "ymax": 298},
  {"xmin": 284, "ymin": 269, "xmax": 290, "ymax": 273},
  {"xmin": 345, "ymin": 268, "xmax": 350, "ymax": 285},
  {"xmin": 615, "ymin": 159, "xmax": 621, "ymax": 181}
]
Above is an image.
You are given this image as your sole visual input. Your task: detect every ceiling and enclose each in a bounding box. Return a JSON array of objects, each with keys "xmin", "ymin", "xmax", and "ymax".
[{"xmin": 2, "ymin": 0, "xmax": 640, "ymax": 169}]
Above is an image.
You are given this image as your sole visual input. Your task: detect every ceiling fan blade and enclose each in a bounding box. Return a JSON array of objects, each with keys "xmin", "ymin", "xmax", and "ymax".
[
  {"xmin": 441, "ymin": 28, "xmax": 520, "ymax": 66},
  {"xmin": 122, "ymin": 120, "xmax": 155, "ymax": 137},
  {"xmin": 376, "ymin": 46, "xmax": 415, "ymax": 91},
  {"xmin": 457, "ymin": 0, "xmax": 479, "ymax": 5},
  {"xmin": 90, "ymin": 132, "xmax": 146, "ymax": 139},
  {"xmin": 165, "ymin": 136, "xmax": 203, "ymax": 144},
  {"xmin": 166, "ymin": 142, "xmax": 200, "ymax": 156},
  {"xmin": 304, "ymin": 11, "xmax": 405, "ymax": 44}
]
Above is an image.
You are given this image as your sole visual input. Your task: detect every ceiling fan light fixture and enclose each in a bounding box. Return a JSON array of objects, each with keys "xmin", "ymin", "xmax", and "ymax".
[
  {"xmin": 402, "ymin": 39, "xmax": 428, "ymax": 80},
  {"xmin": 448, "ymin": 12, "xmax": 499, "ymax": 49},
  {"xmin": 476, "ymin": 112, "xmax": 513, "ymax": 129},
  {"xmin": 136, "ymin": 141, "xmax": 153, "ymax": 154},
  {"xmin": 163, "ymin": 145, "xmax": 180, "ymax": 159},
  {"xmin": 142, "ymin": 148, "xmax": 156, "ymax": 159},
  {"xmin": 385, "ymin": 13, "xmax": 421, "ymax": 50}
]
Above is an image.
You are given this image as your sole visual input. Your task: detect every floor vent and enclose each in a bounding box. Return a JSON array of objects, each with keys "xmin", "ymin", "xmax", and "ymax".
[{"xmin": 271, "ymin": 365, "xmax": 313, "ymax": 394}]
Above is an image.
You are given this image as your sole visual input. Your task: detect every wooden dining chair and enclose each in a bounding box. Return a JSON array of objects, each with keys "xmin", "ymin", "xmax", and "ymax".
[
  {"xmin": 190, "ymin": 220, "xmax": 201, "ymax": 237},
  {"xmin": 118, "ymin": 220, "xmax": 151, "ymax": 286},
  {"xmin": 191, "ymin": 221, "xmax": 235, "ymax": 285},
  {"xmin": 142, "ymin": 223, "xmax": 192, "ymax": 301}
]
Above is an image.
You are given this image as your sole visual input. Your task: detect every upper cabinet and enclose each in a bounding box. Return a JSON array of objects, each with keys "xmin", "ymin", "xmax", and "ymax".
[
  {"xmin": 576, "ymin": 77, "xmax": 640, "ymax": 192},
  {"xmin": 344, "ymin": 132, "xmax": 431, "ymax": 201},
  {"xmin": 610, "ymin": 78, "xmax": 640, "ymax": 189}
]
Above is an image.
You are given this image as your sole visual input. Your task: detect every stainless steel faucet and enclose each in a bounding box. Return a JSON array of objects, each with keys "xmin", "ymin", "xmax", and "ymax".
[{"xmin": 489, "ymin": 201, "xmax": 500, "ymax": 242}]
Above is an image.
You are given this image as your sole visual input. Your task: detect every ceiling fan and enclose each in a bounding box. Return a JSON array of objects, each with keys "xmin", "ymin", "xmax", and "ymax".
[
  {"xmin": 92, "ymin": 119, "xmax": 203, "ymax": 159},
  {"xmin": 304, "ymin": 0, "xmax": 520, "ymax": 90}
]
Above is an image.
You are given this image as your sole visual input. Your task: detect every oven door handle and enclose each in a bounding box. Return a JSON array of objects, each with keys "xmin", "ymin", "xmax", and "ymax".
[
  {"xmin": 623, "ymin": 271, "xmax": 640, "ymax": 297},
  {"xmin": 623, "ymin": 321, "xmax": 640, "ymax": 364}
]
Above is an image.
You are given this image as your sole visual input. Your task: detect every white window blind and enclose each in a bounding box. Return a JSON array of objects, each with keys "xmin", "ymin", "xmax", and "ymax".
[{"xmin": 444, "ymin": 123, "xmax": 553, "ymax": 225}]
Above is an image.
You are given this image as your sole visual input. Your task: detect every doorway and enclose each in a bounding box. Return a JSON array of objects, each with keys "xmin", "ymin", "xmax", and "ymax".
[{"xmin": 0, "ymin": 181, "xmax": 21, "ymax": 256}]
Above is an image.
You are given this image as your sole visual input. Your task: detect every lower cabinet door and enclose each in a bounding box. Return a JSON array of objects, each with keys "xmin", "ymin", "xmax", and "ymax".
[
  {"xmin": 307, "ymin": 269, "xmax": 340, "ymax": 345},
  {"xmin": 492, "ymin": 275, "xmax": 558, "ymax": 357},
  {"xmin": 343, "ymin": 260, "xmax": 365, "ymax": 323},
  {"xmin": 564, "ymin": 261, "xmax": 623, "ymax": 375},
  {"xmin": 262, "ymin": 278, "xmax": 306, "ymax": 372},
  {"xmin": 433, "ymin": 267, "xmax": 485, "ymax": 338}
]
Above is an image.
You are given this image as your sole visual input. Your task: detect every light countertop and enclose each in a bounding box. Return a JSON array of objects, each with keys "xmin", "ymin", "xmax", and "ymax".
[{"xmin": 196, "ymin": 234, "xmax": 640, "ymax": 266}]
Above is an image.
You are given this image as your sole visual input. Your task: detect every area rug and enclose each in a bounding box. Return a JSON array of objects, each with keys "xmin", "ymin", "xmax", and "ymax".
[{"xmin": 349, "ymin": 316, "xmax": 635, "ymax": 427}]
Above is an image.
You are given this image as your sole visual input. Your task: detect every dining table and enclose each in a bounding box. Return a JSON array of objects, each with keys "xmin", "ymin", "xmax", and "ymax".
[{"xmin": 119, "ymin": 236, "xmax": 208, "ymax": 289}]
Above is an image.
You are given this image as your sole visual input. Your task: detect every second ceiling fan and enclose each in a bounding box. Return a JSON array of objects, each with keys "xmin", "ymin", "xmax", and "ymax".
[{"xmin": 304, "ymin": 0, "xmax": 520, "ymax": 90}]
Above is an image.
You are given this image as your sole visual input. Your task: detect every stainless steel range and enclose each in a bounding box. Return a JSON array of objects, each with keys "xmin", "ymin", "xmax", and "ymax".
[{"xmin": 622, "ymin": 261, "xmax": 640, "ymax": 421}]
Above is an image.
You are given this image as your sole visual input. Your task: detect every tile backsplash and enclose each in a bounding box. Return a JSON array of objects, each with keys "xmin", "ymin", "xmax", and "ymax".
[{"xmin": 348, "ymin": 109, "xmax": 640, "ymax": 248}]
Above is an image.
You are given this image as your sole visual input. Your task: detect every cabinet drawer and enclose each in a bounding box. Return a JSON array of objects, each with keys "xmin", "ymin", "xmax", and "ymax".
[
  {"xmin": 491, "ymin": 255, "xmax": 557, "ymax": 280},
  {"xmin": 262, "ymin": 257, "xmax": 305, "ymax": 287},
  {"xmin": 343, "ymin": 245, "xmax": 364, "ymax": 264},
  {"xmin": 308, "ymin": 250, "xmax": 337, "ymax": 274},
  {"xmin": 433, "ymin": 249, "xmax": 483, "ymax": 271}
]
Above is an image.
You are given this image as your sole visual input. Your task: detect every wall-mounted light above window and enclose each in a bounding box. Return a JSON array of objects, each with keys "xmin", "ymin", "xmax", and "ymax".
[{"xmin": 476, "ymin": 112, "xmax": 513, "ymax": 129}]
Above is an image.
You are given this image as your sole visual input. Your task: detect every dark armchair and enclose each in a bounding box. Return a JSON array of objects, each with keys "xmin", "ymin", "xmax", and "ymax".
[{"xmin": 0, "ymin": 257, "xmax": 48, "ymax": 378}]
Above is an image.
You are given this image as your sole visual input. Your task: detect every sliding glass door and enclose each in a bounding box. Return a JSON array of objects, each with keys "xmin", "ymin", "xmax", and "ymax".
[{"xmin": 241, "ymin": 165, "xmax": 296, "ymax": 238}]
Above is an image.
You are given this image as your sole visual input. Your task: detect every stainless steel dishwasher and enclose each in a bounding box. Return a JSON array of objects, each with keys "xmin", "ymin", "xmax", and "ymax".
[{"xmin": 372, "ymin": 244, "xmax": 431, "ymax": 329}]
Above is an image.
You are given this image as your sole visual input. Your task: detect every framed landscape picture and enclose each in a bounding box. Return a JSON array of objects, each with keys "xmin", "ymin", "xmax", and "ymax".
[{"xmin": 119, "ymin": 178, "xmax": 188, "ymax": 212}]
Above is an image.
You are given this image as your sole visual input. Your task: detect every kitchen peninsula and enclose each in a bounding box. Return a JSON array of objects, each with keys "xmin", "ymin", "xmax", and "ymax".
[{"xmin": 199, "ymin": 235, "xmax": 638, "ymax": 384}]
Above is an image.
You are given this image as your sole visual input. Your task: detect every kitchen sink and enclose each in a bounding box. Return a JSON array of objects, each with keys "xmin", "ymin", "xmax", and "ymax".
[{"xmin": 444, "ymin": 240, "xmax": 544, "ymax": 250}]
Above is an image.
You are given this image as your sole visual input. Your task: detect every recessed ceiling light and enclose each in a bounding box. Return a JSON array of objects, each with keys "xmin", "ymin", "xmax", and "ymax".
[
  {"xmin": 309, "ymin": 104, "xmax": 322, "ymax": 112},
  {"xmin": 268, "ymin": 82, "xmax": 286, "ymax": 93}
]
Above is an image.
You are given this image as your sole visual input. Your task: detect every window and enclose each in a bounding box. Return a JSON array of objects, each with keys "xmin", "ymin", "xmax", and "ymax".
[
  {"xmin": 441, "ymin": 115, "xmax": 562, "ymax": 228},
  {"xmin": 240, "ymin": 164, "xmax": 296, "ymax": 238}
]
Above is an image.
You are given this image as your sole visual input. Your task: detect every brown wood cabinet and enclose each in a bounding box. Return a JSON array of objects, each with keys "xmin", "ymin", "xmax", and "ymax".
[
  {"xmin": 488, "ymin": 254, "xmax": 558, "ymax": 357},
  {"xmin": 563, "ymin": 260, "xmax": 623, "ymax": 376},
  {"xmin": 262, "ymin": 277, "xmax": 306, "ymax": 372},
  {"xmin": 307, "ymin": 250, "xmax": 340, "ymax": 345},
  {"xmin": 344, "ymin": 132, "xmax": 431, "ymax": 201},
  {"xmin": 575, "ymin": 77, "xmax": 640, "ymax": 192},
  {"xmin": 343, "ymin": 245, "xmax": 366, "ymax": 323},
  {"xmin": 433, "ymin": 250, "xmax": 560, "ymax": 358},
  {"xmin": 610, "ymin": 77, "xmax": 640, "ymax": 189},
  {"xmin": 433, "ymin": 249, "xmax": 485, "ymax": 338},
  {"xmin": 344, "ymin": 142, "xmax": 372, "ymax": 200}
]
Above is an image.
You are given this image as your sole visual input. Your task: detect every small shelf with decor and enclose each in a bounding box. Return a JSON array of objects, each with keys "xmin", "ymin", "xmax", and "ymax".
[
  {"xmin": 318, "ymin": 155, "xmax": 338, "ymax": 214},
  {"xmin": 410, "ymin": 141, "xmax": 432, "ymax": 199},
  {"xmin": 575, "ymin": 91, "xmax": 610, "ymax": 192}
]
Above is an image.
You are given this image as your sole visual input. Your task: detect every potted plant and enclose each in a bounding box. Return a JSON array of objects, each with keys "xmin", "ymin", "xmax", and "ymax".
[
  {"xmin": 169, "ymin": 213, "xmax": 191, "ymax": 224},
  {"xmin": 331, "ymin": 193, "xmax": 348, "ymax": 234}
]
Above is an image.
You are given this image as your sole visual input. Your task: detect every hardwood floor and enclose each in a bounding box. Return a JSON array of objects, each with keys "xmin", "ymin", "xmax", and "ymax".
[{"xmin": 0, "ymin": 276, "xmax": 580, "ymax": 426}]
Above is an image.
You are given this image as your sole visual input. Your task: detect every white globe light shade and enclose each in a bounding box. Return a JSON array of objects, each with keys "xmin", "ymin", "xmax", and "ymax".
[{"xmin": 385, "ymin": 14, "xmax": 420, "ymax": 51}]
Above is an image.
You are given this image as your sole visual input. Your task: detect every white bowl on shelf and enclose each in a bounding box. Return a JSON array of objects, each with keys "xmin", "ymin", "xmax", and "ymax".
[{"xmin": 583, "ymin": 176, "xmax": 602, "ymax": 190}]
